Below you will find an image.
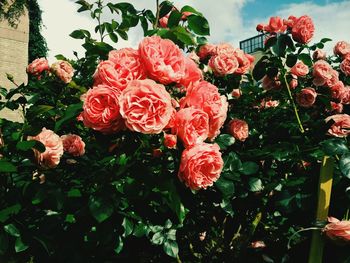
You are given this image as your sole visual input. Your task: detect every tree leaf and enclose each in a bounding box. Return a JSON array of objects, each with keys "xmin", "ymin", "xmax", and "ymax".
[
  {"xmin": 0, "ymin": 160, "xmax": 17, "ymax": 173},
  {"xmin": 187, "ymin": 15, "xmax": 210, "ymax": 35},
  {"xmin": 163, "ymin": 240, "xmax": 179, "ymax": 258},
  {"xmin": 88, "ymin": 196, "xmax": 114, "ymax": 223}
]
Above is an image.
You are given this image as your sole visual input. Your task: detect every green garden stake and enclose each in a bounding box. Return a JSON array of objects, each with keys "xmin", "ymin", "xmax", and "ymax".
[{"xmin": 308, "ymin": 156, "xmax": 334, "ymax": 263}]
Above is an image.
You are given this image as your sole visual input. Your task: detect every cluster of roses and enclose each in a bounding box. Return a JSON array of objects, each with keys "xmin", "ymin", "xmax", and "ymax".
[
  {"xmin": 27, "ymin": 58, "xmax": 74, "ymax": 83},
  {"xmin": 28, "ymin": 128, "xmax": 85, "ymax": 169},
  {"xmin": 257, "ymin": 15, "xmax": 350, "ymax": 139},
  {"xmin": 77, "ymin": 35, "xmax": 254, "ymax": 190}
]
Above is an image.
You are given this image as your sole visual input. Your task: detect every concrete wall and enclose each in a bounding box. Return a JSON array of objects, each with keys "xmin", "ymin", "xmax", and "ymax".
[{"xmin": 0, "ymin": 11, "xmax": 29, "ymax": 122}]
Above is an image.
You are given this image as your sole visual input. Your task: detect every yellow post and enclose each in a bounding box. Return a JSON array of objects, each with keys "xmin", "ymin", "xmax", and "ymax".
[{"xmin": 308, "ymin": 156, "xmax": 334, "ymax": 263}]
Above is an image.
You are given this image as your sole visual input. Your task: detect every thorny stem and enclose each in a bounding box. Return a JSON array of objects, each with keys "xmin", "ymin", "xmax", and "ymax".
[
  {"xmin": 283, "ymin": 74, "xmax": 305, "ymax": 133},
  {"xmin": 96, "ymin": 0, "xmax": 104, "ymax": 42},
  {"xmin": 154, "ymin": 0, "xmax": 160, "ymax": 29}
]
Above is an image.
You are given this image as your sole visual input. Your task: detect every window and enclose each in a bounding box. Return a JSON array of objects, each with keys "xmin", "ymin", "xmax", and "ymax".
[{"xmin": 239, "ymin": 34, "xmax": 264, "ymax": 54}]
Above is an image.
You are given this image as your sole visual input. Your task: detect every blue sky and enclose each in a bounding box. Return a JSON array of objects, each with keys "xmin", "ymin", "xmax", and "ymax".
[{"xmin": 37, "ymin": 0, "xmax": 350, "ymax": 61}]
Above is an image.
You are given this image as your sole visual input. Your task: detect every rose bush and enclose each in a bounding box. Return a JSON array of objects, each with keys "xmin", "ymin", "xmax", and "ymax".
[{"xmin": 1, "ymin": 1, "xmax": 350, "ymax": 262}]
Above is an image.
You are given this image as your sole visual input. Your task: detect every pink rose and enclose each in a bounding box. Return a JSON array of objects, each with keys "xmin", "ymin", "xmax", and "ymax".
[
  {"xmin": 188, "ymin": 51, "xmax": 200, "ymax": 63},
  {"xmin": 313, "ymin": 60, "xmax": 338, "ymax": 87},
  {"xmin": 93, "ymin": 61, "xmax": 119, "ymax": 88},
  {"xmin": 330, "ymin": 81, "xmax": 346, "ymax": 101},
  {"xmin": 334, "ymin": 41, "xmax": 350, "ymax": 58},
  {"xmin": 231, "ymin": 89, "xmax": 242, "ymax": 98},
  {"xmin": 185, "ymin": 81, "xmax": 228, "ymax": 140},
  {"xmin": 340, "ymin": 86, "xmax": 350, "ymax": 104},
  {"xmin": 265, "ymin": 16, "xmax": 287, "ymax": 33},
  {"xmin": 181, "ymin": 11, "xmax": 192, "ymax": 20},
  {"xmin": 330, "ymin": 102, "xmax": 343, "ymax": 113},
  {"xmin": 159, "ymin": 15, "xmax": 169, "ymax": 28},
  {"xmin": 228, "ymin": 119, "xmax": 249, "ymax": 142},
  {"xmin": 28, "ymin": 128, "xmax": 63, "ymax": 169},
  {"xmin": 340, "ymin": 55, "xmax": 350, "ymax": 76},
  {"xmin": 325, "ymin": 114, "xmax": 350, "ymax": 137},
  {"xmin": 105, "ymin": 48, "xmax": 146, "ymax": 90},
  {"xmin": 27, "ymin": 58, "xmax": 49, "ymax": 76},
  {"xmin": 178, "ymin": 143, "xmax": 223, "ymax": 190},
  {"xmin": 216, "ymin": 43, "xmax": 235, "ymax": 55},
  {"xmin": 296, "ymin": 88, "xmax": 317, "ymax": 108},
  {"xmin": 163, "ymin": 133, "xmax": 177, "ymax": 149},
  {"xmin": 119, "ymin": 79, "xmax": 173, "ymax": 134},
  {"xmin": 251, "ymin": 241, "xmax": 266, "ymax": 249},
  {"xmin": 290, "ymin": 61, "xmax": 309, "ymax": 77},
  {"xmin": 50, "ymin": 60, "xmax": 74, "ymax": 83},
  {"xmin": 313, "ymin": 49, "xmax": 326, "ymax": 60},
  {"xmin": 262, "ymin": 75, "xmax": 281, "ymax": 91},
  {"xmin": 179, "ymin": 57, "xmax": 203, "ymax": 89},
  {"xmin": 256, "ymin": 23, "xmax": 265, "ymax": 32},
  {"xmin": 139, "ymin": 36, "xmax": 185, "ymax": 84},
  {"xmin": 289, "ymin": 78, "xmax": 298, "ymax": 89},
  {"xmin": 233, "ymin": 48, "xmax": 251, "ymax": 75},
  {"xmin": 197, "ymin": 44, "xmax": 217, "ymax": 60},
  {"xmin": 81, "ymin": 84, "xmax": 124, "ymax": 133},
  {"xmin": 61, "ymin": 134, "xmax": 85, "ymax": 157},
  {"xmin": 323, "ymin": 217, "xmax": 350, "ymax": 242},
  {"xmin": 208, "ymin": 53, "xmax": 239, "ymax": 76},
  {"xmin": 172, "ymin": 107, "xmax": 209, "ymax": 148},
  {"xmin": 260, "ymin": 99, "xmax": 279, "ymax": 109},
  {"xmin": 291, "ymin": 15, "xmax": 314, "ymax": 44},
  {"xmin": 283, "ymin": 15, "xmax": 297, "ymax": 28}
]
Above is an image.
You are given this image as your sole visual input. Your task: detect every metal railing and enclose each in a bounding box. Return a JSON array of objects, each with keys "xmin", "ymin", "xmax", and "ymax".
[{"xmin": 239, "ymin": 34, "xmax": 264, "ymax": 54}]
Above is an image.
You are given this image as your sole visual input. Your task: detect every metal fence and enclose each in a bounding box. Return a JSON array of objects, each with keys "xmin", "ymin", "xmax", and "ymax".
[{"xmin": 239, "ymin": 34, "xmax": 264, "ymax": 54}]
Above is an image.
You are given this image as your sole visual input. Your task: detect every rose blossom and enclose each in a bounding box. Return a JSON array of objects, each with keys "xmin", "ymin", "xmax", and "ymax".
[
  {"xmin": 264, "ymin": 16, "xmax": 286, "ymax": 33},
  {"xmin": 185, "ymin": 81, "xmax": 228, "ymax": 140},
  {"xmin": 178, "ymin": 142, "xmax": 223, "ymax": 190},
  {"xmin": 283, "ymin": 15, "xmax": 297, "ymax": 28},
  {"xmin": 159, "ymin": 15, "xmax": 169, "ymax": 28},
  {"xmin": 179, "ymin": 57, "xmax": 203, "ymax": 89},
  {"xmin": 105, "ymin": 48, "xmax": 146, "ymax": 90},
  {"xmin": 231, "ymin": 89, "xmax": 242, "ymax": 98},
  {"xmin": 313, "ymin": 49, "xmax": 326, "ymax": 60},
  {"xmin": 340, "ymin": 86, "xmax": 350, "ymax": 104},
  {"xmin": 51, "ymin": 60, "xmax": 74, "ymax": 83},
  {"xmin": 208, "ymin": 52, "xmax": 239, "ymax": 76},
  {"xmin": 216, "ymin": 43, "xmax": 236, "ymax": 55},
  {"xmin": 251, "ymin": 241, "xmax": 266, "ymax": 249},
  {"xmin": 340, "ymin": 55, "xmax": 350, "ymax": 76},
  {"xmin": 233, "ymin": 48, "xmax": 252, "ymax": 75},
  {"xmin": 228, "ymin": 119, "xmax": 249, "ymax": 142},
  {"xmin": 26, "ymin": 58, "xmax": 49, "ymax": 76},
  {"xmin": 296, "ymin": 88, "xmax": 317, "ymax": 108},
  {"xmin": 289, "ymin": 78, "xmax": 298, "ymax": 89},
  {"xmin": 256, "ymin": 23, "xmax": 264, "ymax": 32},
  {"xmin": 28, "ymin": 128, "xmax": 63, "ymax": 169},
  {"xmin": 163, "ymin": 133, "xmax": 177, "ymax": 149},
  {"xmin": 330, "ymin": 81, "xmax": 346, "ymax": 101},
  {"xmin": 323, "ymin": 217, "xmax": 350, "ymax": 242},
  {"xmin": 61, "ymin": 134, "xmax": 85, "ymax": 157},
  {"xmin": 291, "ymin": 15, "xmax": 315, "ymax": 44},
  {"xmin": 333, "ymin": 41, "xmax": 350, "ymax": 58},
  {"xmin": 290, "ymin": 61, "xmax": 309, "ymax": 77},
  {"xmin": 81, "ymin": 84, "xmax": 124, "ymax": 133},
  {"xmin": 197, "ymin": 44, "xmax": 217, "ymax": 60},
  {"xmin": 312, "ymin": 60, "xmax": 339, "ymax": 87},
  {"xmin": 172, "ymin": 107, "xmax": 209, "ymax": 148},
  {"xmin": 119, "ymin": 79, "xmax": 173, "ymax": 134},
  {"xmin": 325, "ymin": 114, "xmax": 350, "ymax": 137},
  {"xmin": 188, "ymin": 51, "xmax": 200, "ymax": 63},
  {"xmin": 139, "ymin": 36, "xmax": 185, "ymax": 84},
  {"xmin": 260, "ymin": 99, "xmax": 279, "ymax": 109},
  {"xmin": 330, "ymin": 102, "xmax": 343, "ymax": 113},
  {"xmin": 262, "ymin": 75, "xmax": 281, "ymax": 91}
]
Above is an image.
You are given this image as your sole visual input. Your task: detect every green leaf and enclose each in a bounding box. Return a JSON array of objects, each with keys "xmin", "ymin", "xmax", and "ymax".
[
  {"xmin": 65, "ymin": 214, "xmax": 76, "ymax": 223},
  {"xmin": 320, "ymin": 38, "xmax": 332, "ymax": 43},
  {"xmin": 166, "ymin": 229, "xmax": 176, "ymax": 241},
  {"xmin": 67, "ymin": 188, "xmax": 82, "ymax": 198},
  {"xmin": 27, "ymin": 105, "xmax": 53, "ymax": 119},
  {"xmin": 122, "ymin": 217, "xmax": 134, "ymax": 237},
  {"xmin": 215, "ymin": 177, "xmax": 235, "ymax": 197},
  {"xmin": 109, "ymin": 32, "xmax": 119, "ymax": 43},
  {"xmin": 151, "ymin": 232, "xmax": 165, "ymax": 245},
  {"xmin": 133, "ymin": 222, "xmax": 149, "ymax": 237},
  {"xmin": 215, "ymin": 134, "xmax": 235, "ymax": 150},
  {"xmin": 320, "ymin": 138, "xmax": 349, "ymax": 156},
  {"xmin": 88, "ymin": 196, "xmax": 114, "ymax": 223},
  {"xmin": 117, "ymin": 30, "xmax": 128, "ymax": 40},
  {"xmin": 4, "ymin": 224, "xmax": 20, "ymax": 237},
  {"xmin": 140, "ymin": 16, "xmax": 149, "ymax": 36},
  {"xmin": 249, "ymin": 178, "xmax": 264, "ymax": 192},
  {"xmin": 187, "ymin": 15, "xmax": 210, "ymax": 35},
  {"xmin": 222, "ymin": 152, "xmax": 242, "ymax": 173},
  {"xmin": 54, "ymin": 102, "xmax": 83, "ymax": 131},
  {"xmin": 298, "ymin": 53, "xmax": 312, "ymax": 67},
  {"xmin": 340, "ymin": 153, "xmax": 350, "ymax": 179},
  {"xmin": 16, "ymin": 140, "xmax": 38, "ymax": 151},
  {"xmin": 70, "ymin": 29, "xmax": 90, "ymax": 39},
  {"xmin": 252, "ymin": 59, "xmax": 267, "ymax": 81},
  {"xmin": 159, "ymin": 1, "xmax": 173, "ymax": 18},
  {"xmin": 164, "ymin": 219, "xmax": 172, "ymax": 229},
  {"xmin": 286, "ymin": 54, "xmax": 298, "ymax": 67},
  {"xmin": 173, "ymin": 27, "xmax": 195, "ymax": 45},
  {"xmin": 163, "ymin": 240, "xmax": 179, "ymax": 258},
  {"xmin": 0, "ymin": 204, "xmax": 21, "ymax": 223},
  {"xmin": 0, "ymin": 160, "xmax": 17, "ymax": 173},
  {"xmin": 114, "ymin": 236, "xmax": 123, "ymax": 254},
  {"xmin": 181, "ymin": 5, "xmax": 202, "ymax": 16},
  {"xmin": 240, "ymin": 162, "xmax": 259, "ymax": 175},
  {"xmin": 15, "ymin": 236, "xmax": 29, "ymax": 253},
  {"xmin": 167, "ymin": 10, "xmax": 182, "ymax": 28}
]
